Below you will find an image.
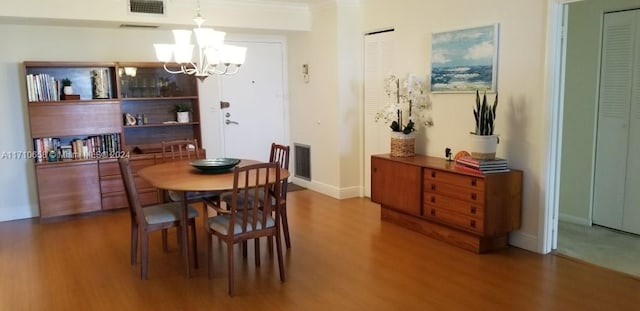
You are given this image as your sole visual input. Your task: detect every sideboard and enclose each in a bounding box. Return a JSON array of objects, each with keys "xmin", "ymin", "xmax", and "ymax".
[{"xmin": 371, "ymin": 154, "xmax": 523, "ymax": 253}]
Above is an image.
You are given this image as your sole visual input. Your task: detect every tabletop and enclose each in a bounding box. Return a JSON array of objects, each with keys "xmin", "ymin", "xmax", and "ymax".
[{"xmin": 137, "ymin": 159, "xmax": 290, "ymax": 192}]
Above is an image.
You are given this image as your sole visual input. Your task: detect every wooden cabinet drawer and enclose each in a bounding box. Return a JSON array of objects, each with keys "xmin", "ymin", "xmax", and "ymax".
[
  {"xmin": 101, "ymin": 190, "xmax": 159, "ymax": 210},
  {"xmin": 131, "ymin": 158, "xmax": 156, "ymax": 172},
  {"xmin": 423, "ymin": 206, "xmax": 485, "ymax": 235},
  {"xmin": 102, "ymin": 193, "xmax": 128, "ymax": 210},
  {"xmin": 99, "ymin": 160, "xmax": 119, "ymax": 176},
  {"xmin": 423, "ymin": 193, "xmax": 484, "ymax": 219},
  {"xmin": 424, "ymin": 181, "xmax": 485, "ymax": 204},
  {"xmin": 139, "ymin": 189, "xmax": 160, "ymax": 206},
  {"xmin": 424, "ymin": 168, "xmax": 484, "ymax": 191},
  {"xmin": 99, "ymin": 157, "xmax": 156, "ymax": 177},
  {"xmin": 100, "ymin": 176, "xmax": 153, "ymax": 194}
]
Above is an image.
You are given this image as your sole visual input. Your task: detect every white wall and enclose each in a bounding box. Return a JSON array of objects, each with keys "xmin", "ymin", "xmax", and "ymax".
[
  {"xmin": 287, "ymin": 0, "xmax": 549, "ymax": 252},
  {"xmin": 0, "ymin": 24, "xmax": 281, "ymax": 221}
]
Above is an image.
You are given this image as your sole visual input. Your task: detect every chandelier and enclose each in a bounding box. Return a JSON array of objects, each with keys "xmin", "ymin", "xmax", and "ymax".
[{"xmin": 153, "ymin": 0, "xmax": 247, "ymax": 81}]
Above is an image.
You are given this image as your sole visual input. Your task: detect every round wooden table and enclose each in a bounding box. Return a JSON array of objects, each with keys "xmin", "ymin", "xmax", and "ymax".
[
  {"xmin": 138, "ymin": 159, "xmax": 289, "ymax": 191},
  {"xmin": 137, "ymin": 159, "xmax": 289, "ymax": 277}
]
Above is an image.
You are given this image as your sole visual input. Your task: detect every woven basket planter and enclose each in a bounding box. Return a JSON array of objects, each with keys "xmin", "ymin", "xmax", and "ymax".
[{"xmin": 390, "ymin": 132, "xmax": 415, "ymax": 157}]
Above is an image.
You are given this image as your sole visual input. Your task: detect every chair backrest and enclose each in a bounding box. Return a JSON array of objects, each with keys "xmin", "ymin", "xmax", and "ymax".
[
  {"xmin": 161, "ymin": 139, "xmax": 200, "ymax": 162},
  {"xmin": 118, "ymin": 157, "xmax": 146, "ymax": 226},
  {"xmin": 228, "ymin": 162, "xmax": 281, "ymax": 236},
  {"xmin": 269, "ymin": 143, "xmax": 290, "ymax": 196}
]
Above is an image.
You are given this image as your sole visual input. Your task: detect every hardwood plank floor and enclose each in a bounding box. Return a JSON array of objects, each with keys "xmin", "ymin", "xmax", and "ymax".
[{"xmin": 1, "ymin": 190, "xmax": 639, "ymax": 310}]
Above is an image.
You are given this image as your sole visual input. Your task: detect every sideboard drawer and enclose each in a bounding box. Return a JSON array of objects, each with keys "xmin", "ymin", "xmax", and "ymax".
[
  {"xmin": 424, "ymin": 180, "xmax": 485, "ymax": 204},
  {"xmin": 424, "ymin": 168, "xmax": 485, "ymax": 190},
  {"xmin": 424, "ymin": 206, "xmax": 485, "ymax": 235},
  {"xmin": 423, "ymin": 193, "xmax": 484, "ymax": 219}
]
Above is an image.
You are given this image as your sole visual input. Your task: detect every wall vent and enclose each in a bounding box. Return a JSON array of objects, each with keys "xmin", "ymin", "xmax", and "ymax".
[
  {"xmin": 129, "ymin": 0, "xmax": 165, "ymax": 15},
  {"xmin": 294, "ymin": 143, "xmax": 311, "ymax": 181}
]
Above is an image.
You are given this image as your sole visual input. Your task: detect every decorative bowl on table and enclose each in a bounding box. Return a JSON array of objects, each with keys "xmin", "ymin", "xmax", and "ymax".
[{"xmin": 190, "ymin": 158, "xmax": 241, "ymax": 173}]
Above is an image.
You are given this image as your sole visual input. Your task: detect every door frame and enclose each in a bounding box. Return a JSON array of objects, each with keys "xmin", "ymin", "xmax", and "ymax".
[{"xmin": 541, "ymin": 0, "xmax": 584, "ymax": 254}]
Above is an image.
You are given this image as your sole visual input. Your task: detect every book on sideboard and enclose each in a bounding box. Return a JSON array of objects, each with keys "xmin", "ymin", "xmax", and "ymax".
[{"xmin": 454, "ymin": 156, "xmax": 510, "ymax": 174}]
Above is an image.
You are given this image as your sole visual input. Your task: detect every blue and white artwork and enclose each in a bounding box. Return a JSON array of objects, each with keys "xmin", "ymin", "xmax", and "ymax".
[{"xmin": 430, "ymin": 24, "xmax": 498, "ymax": 93}]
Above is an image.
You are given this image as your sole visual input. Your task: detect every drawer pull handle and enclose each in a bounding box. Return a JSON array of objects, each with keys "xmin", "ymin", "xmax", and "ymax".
[
  {"xmin": 430, "ymin": 196, "xmax": 436, "ymax": 203},
  {"xmin": 431, "ymin": 171, "xmax": 436, "ymax": 178},
  {"xmin": 470, "ymin": 220, "xmax": 476, "ymax": 228},
  {"xmin": 471, "ymin": 179, "xmax": 477, "ymax": 186},
  {"xmin": 431, "ymin": 184, "xmax": 436, "ymax": 191},
  {"xmin": 430, "ymin": 209, "xmax": 436, "ymax": 216},
  {"xmin": 471, "ymin": 193, "xmax": 477, "ymax": 200},
  {"xmin": 470, "ymin": 206, "xmax": 477, "ymax": 214}
]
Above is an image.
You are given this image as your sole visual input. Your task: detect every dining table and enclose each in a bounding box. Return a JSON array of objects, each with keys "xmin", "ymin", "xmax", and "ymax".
[{"xmin": 137, "ymin": 158, "xmax": 290, "ymax": 277}]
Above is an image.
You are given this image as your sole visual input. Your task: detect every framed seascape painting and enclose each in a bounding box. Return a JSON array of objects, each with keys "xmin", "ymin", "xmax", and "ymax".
[{"xmin": 430, "ymin": 24, "xmax": 499, "ymax": 93}]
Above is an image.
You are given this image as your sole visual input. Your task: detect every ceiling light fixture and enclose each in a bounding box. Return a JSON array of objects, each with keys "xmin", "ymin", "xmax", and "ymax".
[{"xmin": 153, "ymin": 0, "xmax": 247, "ymax": 81}]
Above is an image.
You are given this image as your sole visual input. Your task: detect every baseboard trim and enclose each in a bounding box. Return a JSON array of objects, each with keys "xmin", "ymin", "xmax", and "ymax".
[
  {"xmin": 559, "ymin": 213, "xmax": 591, "ymax": 226},
  {"xmin": 290, "ymin": 177, "xmax": 362, "ymax": 199},
  {"xmin": 508, "ymin": 231, "xmax": 539, "ymax": 253}
]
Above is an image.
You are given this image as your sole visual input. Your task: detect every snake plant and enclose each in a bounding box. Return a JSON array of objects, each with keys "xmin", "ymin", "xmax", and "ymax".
[{"xmin": 473, "ymin": 90, "xmax": 498, "ymax": 135}]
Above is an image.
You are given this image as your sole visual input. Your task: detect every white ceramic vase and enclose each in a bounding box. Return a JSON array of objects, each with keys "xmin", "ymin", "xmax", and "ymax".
[
  {"xmin": 469, "ymin": 134, "xmax": 498, "ymax": 159},
  {"xmin": 177, "ymin": 111, "xmax": 190, "ymax": 123},
  {"xmin": 63, "ymin": 86, "xmax": 73, "ymax": 95}
]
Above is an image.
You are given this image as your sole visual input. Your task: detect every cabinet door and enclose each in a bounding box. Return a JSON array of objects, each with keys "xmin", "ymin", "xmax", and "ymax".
[
  {"xmin": 371, "ymin": 157, "xmax": 421, "ymax": 216},
  {"xmin": 36, "ymin": 162, "xmax": 101, "ymax": 218}
]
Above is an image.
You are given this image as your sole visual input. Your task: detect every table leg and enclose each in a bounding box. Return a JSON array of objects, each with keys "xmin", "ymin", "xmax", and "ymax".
[{"xmin": 181, "ymin": 191, "xmax": 191, "ymax": 278}]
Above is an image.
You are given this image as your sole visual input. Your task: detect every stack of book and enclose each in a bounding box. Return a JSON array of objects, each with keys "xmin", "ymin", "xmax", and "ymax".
[
  {"xmin": 455, "ymin": 156, "xmax": 510, "ymax": 174},
  {"xmin": 26, "ymin": 73, "xmax": 59, "ymax": 102}
]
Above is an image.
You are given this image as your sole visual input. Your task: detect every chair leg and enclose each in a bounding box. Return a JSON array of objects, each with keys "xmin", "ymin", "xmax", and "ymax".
[
  {"xmin": 190, "ymin": 221, "xmax": 198, "ymax": 269},
  {"xmin": 161, "ymin": 229, "xmax": 169, "ymax": 252},
  {"xmin": 242, "ymin": 241, "xmax": 248, "ymax": 258},
  {"xmin": 227, "ymin": 242, "xmax": 235, "ymax": 297},
  {"xmin": 131, "ymin": 221, "xmax": 138, "ymax": 265},
  {"xmin": 275, "ymin": 230, "xmax": 286, "ymax": 282},
  {"xmin": 207, "ymin": 233, "xmax": 213, "ymax": 279},
  {"xmin": 141, "ymin": 231, "xmax": 149, "ymax": 280},
  {"xmin": 254, "ymin": 238, "xmax": 261, "ymax": 267},
  {"xmin": 281, "ymin": 205, "xmax": 291, "ymax": 249}
]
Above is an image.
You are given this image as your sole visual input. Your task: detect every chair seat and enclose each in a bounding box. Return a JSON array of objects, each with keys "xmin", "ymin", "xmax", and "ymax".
[
  {"xmin": 144, "ymin": 202, "xmax": 199, "ymax": 225},
  {"xmin": 168, "ymin": 190, "xmax": 221, "ymax": 202},
  {"xmin": 207, "ymin": 212, "xmax": 275, "ymax": 235}
]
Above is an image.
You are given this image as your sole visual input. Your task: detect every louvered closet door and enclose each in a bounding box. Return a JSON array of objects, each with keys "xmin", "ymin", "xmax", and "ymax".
[
  {"xmin": 622, "ymin": 9, "xmax": 640, "ymax": 235},
  {"xmin": 593, "ymin": 10, "xmax": 640, "ymax": 233}
]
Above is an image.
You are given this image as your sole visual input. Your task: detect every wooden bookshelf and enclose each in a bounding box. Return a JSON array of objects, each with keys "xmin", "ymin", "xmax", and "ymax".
[{"xmin": 24, "ymin": 61, "xmax": 203, "ymax": 219}]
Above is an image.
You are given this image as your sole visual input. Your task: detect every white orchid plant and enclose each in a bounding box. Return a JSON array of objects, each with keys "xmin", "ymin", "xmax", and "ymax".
[{"xmin": 375, "ymin": 74, "xmax": 433, "ymax": 134}]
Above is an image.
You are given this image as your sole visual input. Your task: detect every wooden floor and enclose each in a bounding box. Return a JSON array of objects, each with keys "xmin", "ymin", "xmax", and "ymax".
[{"xmin": 1, "ymin": 190, "xmax": 639, "ymax": 310}]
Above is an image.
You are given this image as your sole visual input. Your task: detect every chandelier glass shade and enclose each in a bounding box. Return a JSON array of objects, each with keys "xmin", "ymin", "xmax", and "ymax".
[{"xmin": 153, "ymin": 4, "xmax": 247, "ymax": 81}]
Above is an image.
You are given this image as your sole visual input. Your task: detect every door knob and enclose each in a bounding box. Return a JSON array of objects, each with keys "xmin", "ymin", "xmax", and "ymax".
[{"xmin": 225, "ymin": 119, "xmax": 239, "ymax": 125}]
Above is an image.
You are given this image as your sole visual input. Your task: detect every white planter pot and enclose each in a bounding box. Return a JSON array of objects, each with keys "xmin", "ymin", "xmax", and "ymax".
[
  {"xmin": 177, "ymin": 111, "xmax": 190, "ymax": 123},
  {"xmin": 469, "ymin": 134, "xmax": 498, "ymax": 160},
  {"xmin": 63, "ymin": 86, "xmax": 73, "ymax": 95}
]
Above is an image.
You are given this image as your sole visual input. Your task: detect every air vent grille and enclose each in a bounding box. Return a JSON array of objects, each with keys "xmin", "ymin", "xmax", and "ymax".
[
  {"xmin": 294, "ymin": 143, "xmax": 311, "ymax": 181},
  {"xmin": 129, "ymin": 0, "xmax": 165, "ymax": 15}
]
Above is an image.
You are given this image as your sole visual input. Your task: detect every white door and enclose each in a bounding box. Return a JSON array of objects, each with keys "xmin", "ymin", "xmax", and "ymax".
[
  {"xmin": 593, "ymin": 10, "xmax": 640, "ymax": 234},
  {"xmin": 219, "ymin": 41, "xmax": 286, "ymax": 162},
  {"xmin": 363, "ymin": 30, "xmax": 394, "ymax": 197}
]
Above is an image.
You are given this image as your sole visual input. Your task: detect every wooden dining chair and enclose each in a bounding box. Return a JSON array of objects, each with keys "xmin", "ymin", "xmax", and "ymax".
[
  {"xmin": 220, "ymin": 143, "xmax": 292, "ymax": 248},
  {"xmin": 205, "ymin": 162, "xmax": 286, "ymax": 296},
  {"xmin": 161, "ymin": 139, "xmax": 221, "ymax": 213},
  {"xmin": 118, "ymin": 157, "xmax": 199, "ymax": 280},
  {"xmin": 161, "ymin": 139, "xmax": 200, "ymax": 162}
]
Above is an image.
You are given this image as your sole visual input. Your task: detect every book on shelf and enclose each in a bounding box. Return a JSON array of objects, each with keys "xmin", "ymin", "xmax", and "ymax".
[
  {"xmin": 33, "ymin": 133, "xmax": 121, "ymax": 162},
  {"xmin": 26, "ymin": 73, "xmax": 60, "ymax": 102}
]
